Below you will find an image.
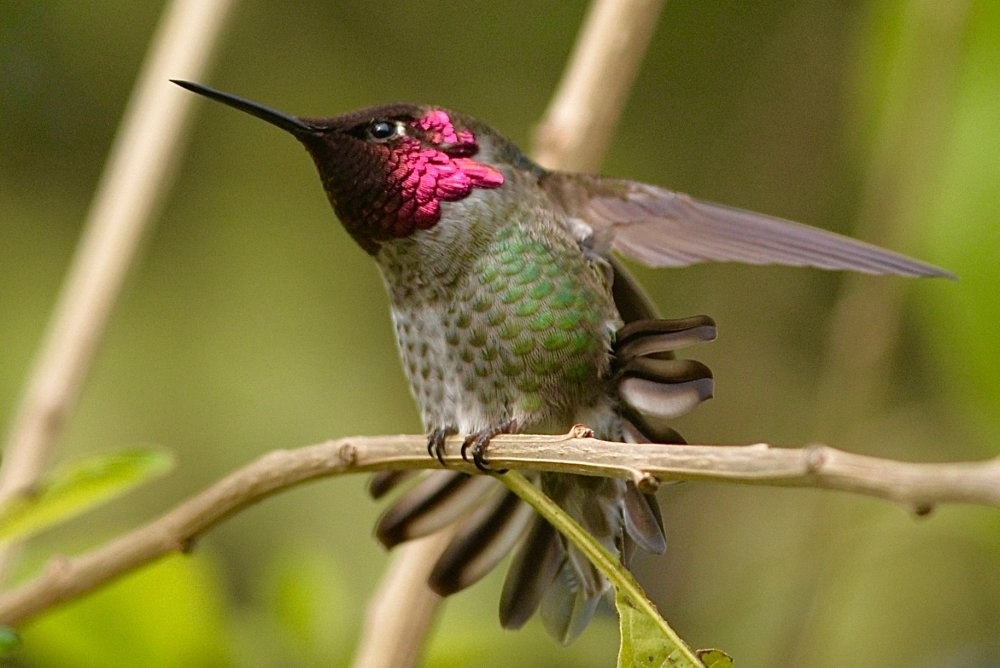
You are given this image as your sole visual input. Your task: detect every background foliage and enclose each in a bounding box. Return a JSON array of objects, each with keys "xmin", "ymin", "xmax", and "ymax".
[{"xmin": 1, "ymin": 1, "xmax": 997, "ymax": 666}]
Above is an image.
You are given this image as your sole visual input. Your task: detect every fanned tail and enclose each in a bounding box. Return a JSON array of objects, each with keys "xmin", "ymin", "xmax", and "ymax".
[
  {"xmin": 369, "ymin": 262, "xmax": 715, "ymax": 642},
  {"xmin": 497, "ymin": 297, "xmax": 715, "ymax": 641}
]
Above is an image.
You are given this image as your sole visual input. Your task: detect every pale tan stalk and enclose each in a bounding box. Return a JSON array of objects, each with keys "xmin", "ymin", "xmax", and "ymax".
[{"xmin": 0, "ymin": 0, "xmax": 237, "ymax": 579}]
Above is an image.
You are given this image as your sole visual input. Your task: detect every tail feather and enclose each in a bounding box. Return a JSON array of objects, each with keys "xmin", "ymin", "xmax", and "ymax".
[
  {"xmin": 609, "ymin": 257, "xmax": 660, "ymax": 322},
  {"xmin": 617, "ymin": 358, "xmax": 714, "ymax": 423},
  {"xmin": 429, "ymin": 490, "xmax": 535, "ymax": 595},
  {"xmin": 368, "ymin": 469, "xmax": 417, "ymax": 499},
  {"xmin": 544, "ymin": 475, "xmax": 617, "ymax": 599},
  {"xmin": 619, "ymin": 424, "xmax": 672, "ymax": 558},
  {"xmin": 499, "ymin": 518, "xmax": 563, "ymax": 629},
  {"xmin": 615, "ymin": 316, "xmax": 716, "ymax": 361},
  {"xmin": 622, "ymin": 480, "xmax": 666, "ymax": 555},
  {"xmin": 540, "ymin": 565, "xmax": 604, "ymax": 645},
  {"xmin": 622, "ymin": 417, "xmax": 685, "ymax": 446},
  {"xmin": 375, "ymin": 472, "xmax": 496, "ymax": 547}
]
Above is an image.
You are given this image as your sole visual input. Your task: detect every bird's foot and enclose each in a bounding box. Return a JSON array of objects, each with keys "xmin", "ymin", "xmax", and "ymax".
[
  {"xmin": 461, "ymin": 419, "xmax": 518, "ymax": 473},
  {"xmin": 426, "ymin": 426, "xmax": 457, "ymax": 467}
]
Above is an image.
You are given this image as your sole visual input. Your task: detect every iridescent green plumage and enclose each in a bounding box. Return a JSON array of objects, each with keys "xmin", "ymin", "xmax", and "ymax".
[{"xmin": 376, "ymin": 159, "xmax": 623, "ymax": 453}]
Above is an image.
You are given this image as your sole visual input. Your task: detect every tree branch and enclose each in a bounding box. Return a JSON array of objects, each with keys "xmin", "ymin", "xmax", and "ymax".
[{"xmin": 1, "ymin": 430, "xmax": 996, "ymax": 626}]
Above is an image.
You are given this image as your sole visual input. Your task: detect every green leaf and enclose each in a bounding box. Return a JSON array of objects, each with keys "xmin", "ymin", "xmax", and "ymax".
[
  {"xmin": 0, "ymin": 448, "xmax": 174, "ymax": 544},
  {"xmin": 499, "ymin": 470, "xmax": 721, "ymax": 668},
  {"xmin": 616, "ymin": 589, "xmax": 675, "ymax": 668},
  {"xmin": 696, "ymin": 649, "xmax": 734, "ymax": 668},
  {"xmin": 0, "ymin": 627, "xmax": 21, "ymax": 657}
]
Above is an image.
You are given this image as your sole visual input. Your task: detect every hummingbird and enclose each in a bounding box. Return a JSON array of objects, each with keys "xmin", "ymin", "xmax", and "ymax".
[{"xmin": 172, "ymin": 80, "xmax": 952, "ymax": 643}]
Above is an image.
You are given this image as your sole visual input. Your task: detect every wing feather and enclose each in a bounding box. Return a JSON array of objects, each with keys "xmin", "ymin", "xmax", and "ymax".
[{"xmin": 547, "ymin": 175, "xmax": 954, "ymax": 279}]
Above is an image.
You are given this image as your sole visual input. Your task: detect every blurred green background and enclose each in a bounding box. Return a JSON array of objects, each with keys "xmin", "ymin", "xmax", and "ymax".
[{"xmin": 2, "ymin": 1, "xmax": 998, "ymax": 666}]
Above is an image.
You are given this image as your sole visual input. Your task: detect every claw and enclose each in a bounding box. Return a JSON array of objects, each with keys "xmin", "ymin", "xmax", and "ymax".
[
  {"xmin": 426, "ymin": 427, "xmax": 456, "ymax": 467},
  {"xmin": 461, "ymin": 432, "xmax": 493, "ymax": 472},
  {"xmin": 460, "ymin": 420, "xmax": 517, "ymax": 473}
]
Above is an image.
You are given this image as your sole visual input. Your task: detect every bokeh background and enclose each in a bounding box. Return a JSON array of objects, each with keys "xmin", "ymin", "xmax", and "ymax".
[{"xmin": 2, "ymin": 1, "xmax": 998, "ymax": 666}]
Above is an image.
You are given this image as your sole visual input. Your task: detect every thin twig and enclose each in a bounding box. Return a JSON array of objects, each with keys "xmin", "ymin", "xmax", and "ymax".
[
  {"xmin": 533, "ymin": 0, "xmax": 666, "ymax": 172},
  {"xmin": 0, "ymin": 0, "xmax": 237, "ymax": 579},
  {"xmin": 0, "ymin": 432, "xmax": 996, "ymax": 626}
]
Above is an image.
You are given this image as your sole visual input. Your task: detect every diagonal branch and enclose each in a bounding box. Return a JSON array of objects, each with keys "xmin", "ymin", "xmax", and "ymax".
[
  {"xmin": 0, "ymin": 430, "xmax": 996, "ymax": 626},
  {"xmin": 0, "ymin": 0, "xmax": 237, "ymax": 580}
]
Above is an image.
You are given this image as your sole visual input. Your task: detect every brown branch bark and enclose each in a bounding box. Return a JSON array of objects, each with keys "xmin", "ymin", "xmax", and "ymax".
[{"xmin": 1, "ymin": 431, "xmax": 996, "ymax": 627}]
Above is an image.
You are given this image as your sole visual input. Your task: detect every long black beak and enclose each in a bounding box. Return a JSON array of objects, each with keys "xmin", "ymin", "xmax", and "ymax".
[{"xmin": 171, "ymin": 79, "xmax": 317, "ymax": 135}]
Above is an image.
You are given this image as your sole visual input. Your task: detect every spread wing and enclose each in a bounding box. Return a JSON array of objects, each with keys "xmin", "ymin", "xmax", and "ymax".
[{"xmin": 546, "ymin": 174, "xmax": 954, "ymax": 279}]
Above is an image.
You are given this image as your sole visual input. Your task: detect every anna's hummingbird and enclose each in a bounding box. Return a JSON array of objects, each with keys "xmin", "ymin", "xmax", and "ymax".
[{"xmin": 173, "ymin": 80, "xmax": 951, "ymax": 642}]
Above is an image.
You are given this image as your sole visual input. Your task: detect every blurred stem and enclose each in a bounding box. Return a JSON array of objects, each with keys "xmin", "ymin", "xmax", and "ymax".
[
  {"xmin": 352, "ymin": 530, "xmax": 455, "ymax": 668},
  {"xmin": 354, "ymin": 1, "xmax": 665, "ymax": 665},
  {"xmin": 815, "ymin": 0, "xmax": 968, "ymax": 434},
  {"xmin": 0, "ymin": 0, "xmax": 236, "ymax": 581},
  {"xmin": 787, "ymin": 2, "xmax": 970, "ymax": 665}
]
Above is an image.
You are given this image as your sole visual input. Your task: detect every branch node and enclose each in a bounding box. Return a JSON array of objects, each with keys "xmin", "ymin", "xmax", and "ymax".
[
  {"xmin": 804, "ymin": 443, "xmax": 829, "ymax": 473},
  {"xmin": 45, "ymin": 555, "xmax": 71, "ymax": 580},
  {"xmin": 913, "ymin": 503, "xmax": 935, "ymax": 518},
  {"xmin": 633, "ymin": 471, "xmax": 660, "ymax": 494},
  {"xmin": 338, "ymin": 441, "xmax": 359, "ymax": 468},
  {"xmin": 176, "ymin": 536, "xmax": 197, "ymax": 554}
]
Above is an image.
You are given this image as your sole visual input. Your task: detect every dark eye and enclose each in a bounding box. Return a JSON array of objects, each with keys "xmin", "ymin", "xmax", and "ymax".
[{"xmin": 367, "ymin": 120, "xmax": 399, "ymax": 141}]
